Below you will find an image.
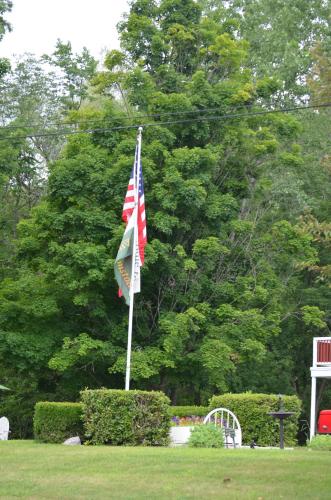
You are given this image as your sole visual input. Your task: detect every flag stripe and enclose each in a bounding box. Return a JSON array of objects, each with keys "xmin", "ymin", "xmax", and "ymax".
[
  {"xmin": 116, "ymin": 141, "xmax": 147, "ymax": 304},
  {"xmin": 121, "ymin": 148, "xmax": 147, "ymax": 265}
]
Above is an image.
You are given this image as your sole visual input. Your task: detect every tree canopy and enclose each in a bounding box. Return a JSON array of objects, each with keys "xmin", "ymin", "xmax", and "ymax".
[{"xmin": 0, "ymin": 0, "xmax": 330, "ymax": 436}]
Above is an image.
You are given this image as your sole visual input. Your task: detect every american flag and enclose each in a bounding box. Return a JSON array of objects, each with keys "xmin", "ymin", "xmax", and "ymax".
[{"xmin": 122, "ymin": 146, "xmax": 147, "ymax": 265}]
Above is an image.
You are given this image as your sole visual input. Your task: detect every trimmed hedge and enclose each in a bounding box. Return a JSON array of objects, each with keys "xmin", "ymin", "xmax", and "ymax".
[
  {"xmin": 209, "ymin": 393, "xmax": 301, "ymax": 447},
  {"xmin": 34, "ymin": 402, "xmax": 84, "ymax": 443},
  {"xmin": 170, "ymin": 406, "xmax": 209, "ymax": 417},
  {"xmin": 81, "ymin": 389, "xmax": 171, "ymax": 446}
]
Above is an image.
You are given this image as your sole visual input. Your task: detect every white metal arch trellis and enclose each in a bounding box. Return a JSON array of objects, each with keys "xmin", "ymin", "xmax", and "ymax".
[{"xmin": 203, "ymin": 408, "xmax": 242, "ymax": 448}]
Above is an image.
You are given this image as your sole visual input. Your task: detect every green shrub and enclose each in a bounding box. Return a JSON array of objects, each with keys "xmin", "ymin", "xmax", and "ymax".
[
  {"xmin": 209, "ymin": 393, "xmax": 301, "ymax": 447},
  {"xmin": 188, "ymin": 424, "xmax": 224, "ymax": 448},
  {"xmin": 309, "ymin": 435, "xmax": 331, "ymax": 451},
  {"xmin": 81, "ymin": 389, "xmax": 171, "ymax": 446},
  {"xmin": 169, "ymin": 406, "xmax": 209, "ymax": 417},
  {"xmin": 33, "ymin": 402, "xmax": 83, "ymax": 443}
]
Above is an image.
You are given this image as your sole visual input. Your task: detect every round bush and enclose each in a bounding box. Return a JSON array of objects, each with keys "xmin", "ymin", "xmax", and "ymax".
[
  {"xmin": 188, "ymin": 424, "xmax": 224, "ymax": 448},
  {"xmin": 81, "ymin": 389, "xmax": 171, "ymax": 446}
]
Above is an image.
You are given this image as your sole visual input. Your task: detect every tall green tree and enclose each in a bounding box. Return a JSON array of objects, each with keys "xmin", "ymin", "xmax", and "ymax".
[
  {"xmin": 0, "ymin": 0, "xmax": 330, "ymax": 435},
  {"xmin": 194, "ymin": 4, "xmax": 331, "ymax": 408},
  {"xmin": 0, "ymin": 0, "xmax": 12, "ymax": 78},
  {"xmin": 42, "ymin": 40, "xmax": 98, "ymax": 110},
  {"xmin": 0, "ymin": 46, "xmax": 98, "ymax": 277},
  {"xmin": 0, "ymin": 0, "xmax": 324, "ymax": 434},
  {"xmin": 198, "ymin": 0, "xmax": 331, "ymax": 100}
]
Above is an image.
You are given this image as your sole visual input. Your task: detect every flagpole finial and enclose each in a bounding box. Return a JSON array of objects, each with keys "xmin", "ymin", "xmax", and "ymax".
[{"xmin": 138, "ymin": 126, "xmax": 143, "ymax": 138}]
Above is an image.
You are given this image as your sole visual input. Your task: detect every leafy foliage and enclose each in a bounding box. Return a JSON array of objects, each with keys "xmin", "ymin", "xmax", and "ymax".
[
  {"xmin": 0, "ymin": 0, "xmax": 330, "ymax": 436},
  {"xmin": 0, "ymin": 0, "xmax": 11, "ymax": 39},
  {"xmin": 81, "ymin": 389, "xmax": 171, "ymax": 446},
  {"xmin": 309, "ymin": 435, "xmax": 331, "ymax": 451},
  {"xmin": 0, "ymin": 0, "xmax": 11, "ymax": 78},
  {"xmin": 188, "ymin": 423, "xmax": 224, "ymax": 448},
  {"xmin": 198, "ymin": 0, "xmax": 331, "ymax": 99},
  {"xmin": 42, "ymin": 40, "xmax": 98, "ymax": 110}
]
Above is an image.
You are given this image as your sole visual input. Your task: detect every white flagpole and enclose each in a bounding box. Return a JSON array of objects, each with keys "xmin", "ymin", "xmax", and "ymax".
[{"xmin": 125, "ymin": 126, "xmax": 143, "ymax": 391}]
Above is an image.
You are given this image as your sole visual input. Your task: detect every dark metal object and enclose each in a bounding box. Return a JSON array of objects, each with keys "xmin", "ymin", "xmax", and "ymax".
[
  {"xmin": 224, "ymin": 427, "xmax": 236, "ymax": 448},
  {"xmin": 268, "ymin": 395, "xmax": 295, "ymax": 449}
]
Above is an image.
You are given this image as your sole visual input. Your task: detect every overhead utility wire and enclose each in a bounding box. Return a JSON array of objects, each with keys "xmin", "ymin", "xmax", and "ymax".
[
  {"xmin": 1, "ymin": 102, "xmax": 266, "ymax": 130},
  {"xmin": 0, "ymin": 102, "xmax": 330, "ymax": 142},
  {"xmin": 1, "ymin": 99, "xmax": 328, "ymax": 131}
]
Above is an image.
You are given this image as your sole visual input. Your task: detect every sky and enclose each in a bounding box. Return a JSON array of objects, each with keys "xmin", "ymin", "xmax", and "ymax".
[{"xmin": 1, "ymin": 0, "xmax": 130, "ymax": 61}]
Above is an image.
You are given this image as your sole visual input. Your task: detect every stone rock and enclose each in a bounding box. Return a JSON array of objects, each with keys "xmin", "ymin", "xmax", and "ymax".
[{"xmin": 63, "ymin": 436, "xmax": 81, "ymax": 445}]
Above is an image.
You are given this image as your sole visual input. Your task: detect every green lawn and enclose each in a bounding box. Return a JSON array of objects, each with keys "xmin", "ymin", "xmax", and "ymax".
[{"xmin": 1, "ymin": 441, "xmax": 331, "ymax": 499}]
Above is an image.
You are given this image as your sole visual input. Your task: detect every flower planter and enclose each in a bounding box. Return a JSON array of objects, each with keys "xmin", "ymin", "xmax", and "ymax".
[{"xmin": 170, "ymin": 426, "xmax": 194, "ymax": 445}]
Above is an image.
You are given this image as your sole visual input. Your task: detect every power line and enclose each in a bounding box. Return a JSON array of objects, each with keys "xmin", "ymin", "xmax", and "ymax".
[
  {"xmin": 0, "ymin": 102, "xmax": 330, "ymax": 142},
  {"xmin": 0, "ymin": 103, "xmax": 263, "ymax": 131},
  {"xmin": 0, "ymin": 98, "xmax": 326, "ymax": 132},
  {"xmin": 0, "ymin": 100, "xmax": 281, "ymax": 130}
]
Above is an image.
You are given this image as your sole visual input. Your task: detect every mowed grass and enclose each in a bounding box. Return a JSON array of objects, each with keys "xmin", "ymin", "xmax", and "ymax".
[{"xmin": 1, "ymin": 441, "xmax": 331, "ymax": 499}]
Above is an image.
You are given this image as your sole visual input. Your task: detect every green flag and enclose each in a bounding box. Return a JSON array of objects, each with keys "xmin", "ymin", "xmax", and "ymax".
[{"xmin": 114, "ymin": 207, "xmax": 140, "ymax": 305}]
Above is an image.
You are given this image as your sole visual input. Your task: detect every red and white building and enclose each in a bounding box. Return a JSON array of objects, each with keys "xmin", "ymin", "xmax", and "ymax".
[{"xmin": 310, "ymin": 337, "xmax": 331, "ymax": 440}]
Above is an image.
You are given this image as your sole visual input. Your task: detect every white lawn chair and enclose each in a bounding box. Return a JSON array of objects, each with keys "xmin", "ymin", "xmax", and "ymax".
[
  {"xmin": 203, "ymin": 408, "xmax": 242, "ymax": 448},
  {"xmin": 0, "ymin": 416, "xmax": 10, "ymax": 440}
]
